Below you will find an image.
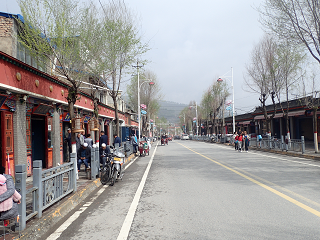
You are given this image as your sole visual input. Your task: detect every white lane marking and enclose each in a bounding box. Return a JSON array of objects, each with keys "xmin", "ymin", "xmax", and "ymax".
[
  {"xmin": 46, "ymin": 175, "xmax": 108, "ymax": 239},
  {"xmin": 117, "ymin": 145, "xmax": 157, "ymax": 240},
  {"xmin": 47, "ymin": 152, "xmax": 148, "ymax": 240},
  {"xmin": 46, "ymin": 208, "xmax": 87, "ymax": 240},
  {"xmin": 212, "ymin": 143, "xmax": 320, "ymax": 168}
]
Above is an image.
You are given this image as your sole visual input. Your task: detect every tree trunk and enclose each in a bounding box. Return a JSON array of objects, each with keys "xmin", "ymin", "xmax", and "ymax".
[
  {"xmin": 112, "ymin": 96, "xmax": 120, "ymax": 137},
  {"xmin": 313, "ymin": 108, "xmax": 318, "ymax": 153},
  {"xmin": 285, "ymin": 114, "xmax": 290, "ymax": 147},
  {"xmin": 68, "ymin": 101, "xmax": 76, "ymax": 153}
]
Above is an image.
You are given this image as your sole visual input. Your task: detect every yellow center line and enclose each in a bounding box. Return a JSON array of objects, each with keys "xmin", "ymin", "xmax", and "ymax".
[{"xmin": 178, "ymin": 142, "xmax": 320, "ymax": 218}]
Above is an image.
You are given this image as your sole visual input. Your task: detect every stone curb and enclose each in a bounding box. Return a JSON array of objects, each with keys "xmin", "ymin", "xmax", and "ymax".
[{"xmin": 15, "ymin": 179, "xmax": 102, "ymax": 240}]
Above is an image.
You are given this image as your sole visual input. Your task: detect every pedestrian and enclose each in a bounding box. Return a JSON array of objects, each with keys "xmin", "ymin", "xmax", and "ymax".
[
  {"xmin": 234, "ymin": 132, "xmax": 239, "ymax": 150},
  {"xmin": 0, "ymin": 174, "xmax": 21, "ymax": 217},
  {"xmin": 244, "ymin": 131, "xmax": 250, "ymax": 152},
  {"xmin": 77, "ymin": 142, "xmax": 91, "ymax": 172},
  {"xmin": 130, "ymin": 134, "xmax": 138, "ymax": 153},
  {"xmin": 76, "ymin": 132, "xmax": 82, "ymax": 153},
  {"xmin": 258, "ymin": 134, "xmax": 262, "ymax": 148},
  {"xmin": 0, "ymin": 166, "xmax": 21, "ymax": 220},
  {"xmin": 238, "ymin": 133, "xmax": 243, "ymax": 152},
  {"xmin": 80, "ymin": 130, "xmax": 85, "ymax": 144},
  {"xmin": 64, "ymin": 128, "xmax": 72, "ymax": 160},
  {"xmin": 84, "ymin": 133, "xmax": 93, "ymax": 148},
  {"xmin": 99, "ymin": 143, "xmax": 110, "ymax": 169},
  {"xmin": 113, "ymin": 134, "xmax": 121, "ymax": 147},
  {"xmin": 99, "ymin": 131, "xmax": 108, "ymax": 147}
]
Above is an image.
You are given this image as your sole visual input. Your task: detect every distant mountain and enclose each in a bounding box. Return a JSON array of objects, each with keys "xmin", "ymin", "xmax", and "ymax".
[{"xmin": 157, "ymin": 100, "xmax": 188, "ymax": 123}]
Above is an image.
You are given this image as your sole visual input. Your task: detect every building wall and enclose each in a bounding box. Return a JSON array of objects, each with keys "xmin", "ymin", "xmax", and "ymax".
[{"xmin": 0, "ymin": 16, "xmax": 15, "ymax": 57}]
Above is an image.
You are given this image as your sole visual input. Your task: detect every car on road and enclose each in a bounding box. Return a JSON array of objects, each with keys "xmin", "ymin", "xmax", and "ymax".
[
  {"xmin": 168, "ymin": 135, "xmax": 173, "ymax": 141},
  {"xmin": 174, "ymin": 135, "xmax": 180, "ymax": 140},
  {"xmin": 181, "ymin": 134, "xmax": 189, "ymax": 140}
]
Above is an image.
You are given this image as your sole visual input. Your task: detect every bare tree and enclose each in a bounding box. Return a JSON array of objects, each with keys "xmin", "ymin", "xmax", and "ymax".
[
  {"xmin": 245, "ymin": 35, "xmax": 281, "ymax": 134},
  {"xmin": 299, "ymin": 68, "xmax": 320, "ymax": 152},
  {"xmin": 259, "ymin": 0, "xmax": 320, "ymax": 64},
  {"xmin": 98, "ymin": 0, "xmax": 149, "ymax": 136},
  {"xmin": 274, "ymin": 41, "xmax": 305, "ymax": 141},
  {"xmin": 259, "ymin": 0, "xmax": 320, "ymax": 150}
]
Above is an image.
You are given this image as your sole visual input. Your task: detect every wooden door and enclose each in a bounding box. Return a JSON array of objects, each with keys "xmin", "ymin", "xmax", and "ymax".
[{"xmin": 1, "ymin": 112, "xmax": 14, "ymax": 175}]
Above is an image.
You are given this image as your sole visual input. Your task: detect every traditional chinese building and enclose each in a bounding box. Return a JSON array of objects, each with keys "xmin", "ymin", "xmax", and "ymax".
[{"xmin": 0, "ymin": 12, "xmax": 138, "ymax": 175}]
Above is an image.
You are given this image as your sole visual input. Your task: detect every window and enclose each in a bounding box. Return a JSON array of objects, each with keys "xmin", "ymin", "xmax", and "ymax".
[{"xmin": 48, "ymin": 117, "xmax": 53, "ymax": 148}]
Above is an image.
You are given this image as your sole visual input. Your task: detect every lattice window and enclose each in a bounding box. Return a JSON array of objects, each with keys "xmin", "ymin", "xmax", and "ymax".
[{"xmin": 26, "ymin": 115, "xmax": 31, "ymax": 151}]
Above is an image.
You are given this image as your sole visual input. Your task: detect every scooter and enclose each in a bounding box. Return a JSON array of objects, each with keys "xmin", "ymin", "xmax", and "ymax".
[
  {"xmin": 110, "ymin": 149, "xmax": 125, "ymax": 185},
  {"xmin": 101, "ymin": 146, "xmax": 125, "ymax": 186}
]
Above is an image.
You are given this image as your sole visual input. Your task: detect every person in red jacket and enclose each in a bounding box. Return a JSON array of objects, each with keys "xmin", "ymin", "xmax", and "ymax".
[{"xmin": 238, "ymin": 133, "xmax": 243, "ymax": 152}]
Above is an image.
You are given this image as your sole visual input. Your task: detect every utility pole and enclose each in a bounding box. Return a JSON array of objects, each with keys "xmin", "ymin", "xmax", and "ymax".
[{"xmin": 132, "ymin": 60, "xmax": 143, "ymax": 142}]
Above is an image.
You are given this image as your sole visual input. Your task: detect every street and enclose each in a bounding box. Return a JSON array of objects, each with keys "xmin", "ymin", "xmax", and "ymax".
[{"xmin": 44, "ymin": 141, "xmax": 320, "ymax": 240}]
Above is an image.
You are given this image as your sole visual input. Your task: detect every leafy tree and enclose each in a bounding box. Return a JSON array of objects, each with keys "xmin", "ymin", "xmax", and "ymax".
[
  {"xmin": 126, "ymin": 70, "xmax": 161, "ymax": 136},
  {"xmin": 17, "ymin": 0, "xmax": 102, "ymax": 151}
]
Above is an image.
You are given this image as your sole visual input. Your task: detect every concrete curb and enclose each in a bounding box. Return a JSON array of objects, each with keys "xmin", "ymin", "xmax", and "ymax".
[{"xmin": 16, "ymin": 179, "xmax": 102, "ymax": 240}]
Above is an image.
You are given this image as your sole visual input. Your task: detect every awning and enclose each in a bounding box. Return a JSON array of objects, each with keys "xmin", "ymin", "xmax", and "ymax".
[
  {"xmin": 240, "ymin": 121, "xmax": 251, "ymax": 125},
  {"xmin": 287, "ymin": 110, "xmax": 305, "ymax": 117},
  {"xmin": 254, "ymin": 112, "xmax": 283, "ymax": 120},
  {"xmin": 254, "ymin": 115, "xmax": 265, "ymax": 120}
]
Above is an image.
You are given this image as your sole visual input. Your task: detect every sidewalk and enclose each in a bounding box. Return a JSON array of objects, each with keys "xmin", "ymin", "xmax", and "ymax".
[
  {"xmin": 2, "ymin": 153, "xmax": 137, "ymax": 240},
  {"xmin": 225, "ymin": 140, "xmax": 320, "ymax": 161}
]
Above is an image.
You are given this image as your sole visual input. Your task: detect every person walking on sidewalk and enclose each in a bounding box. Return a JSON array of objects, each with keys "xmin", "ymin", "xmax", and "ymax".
[
  {"xmin": 233, "ymin": 132, "xmax": 238, "ymax": 151},
  {"xmin": 130, "ymin": 134, "xmax": 138, "ymax": 153},
  {"xmin": 238, "ymin": 133, "xmax": 243, "ymax": 152},
  {"xmin": 244, "ymin": 131, "xmax": 250, "ymax": 152},
  {"xmin": 77, "ymin": 143, "xmax": 91, "ymax": 172}
]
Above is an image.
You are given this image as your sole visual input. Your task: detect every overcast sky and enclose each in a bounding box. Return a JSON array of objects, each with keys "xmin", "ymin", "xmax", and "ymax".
[{"xmin": 3, "ymin": 0, "xmax": 265, "ymax": 115}]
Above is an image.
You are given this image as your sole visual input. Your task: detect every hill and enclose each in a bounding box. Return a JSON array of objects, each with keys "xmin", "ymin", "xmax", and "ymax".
[{"xmin": 157, "ymin": 100, "xmax": 188, "ymax": 124}]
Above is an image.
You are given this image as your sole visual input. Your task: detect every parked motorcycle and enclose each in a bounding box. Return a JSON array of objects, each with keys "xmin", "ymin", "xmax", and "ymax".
[{"xmin": 100, "ymin": 147, "xmax": 125, "ymax": 186}]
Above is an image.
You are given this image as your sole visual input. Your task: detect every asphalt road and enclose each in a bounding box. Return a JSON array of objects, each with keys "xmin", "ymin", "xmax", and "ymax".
[{"xmin": 45, "ymin": 140, "xmax": 320, "ymax": 240}]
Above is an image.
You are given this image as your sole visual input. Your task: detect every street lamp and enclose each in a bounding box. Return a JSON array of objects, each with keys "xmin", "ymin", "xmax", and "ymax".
[
  {"xmin": 189, "ymin": 103, "xmax": 198, "ymax": 136},
  {"xmin": 217, "ymin": 67, "xmax": 235, "ymax": 134},
  {"xmin": 138, "ymin": 78, "xmax": 154, "ymax": 142}
]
